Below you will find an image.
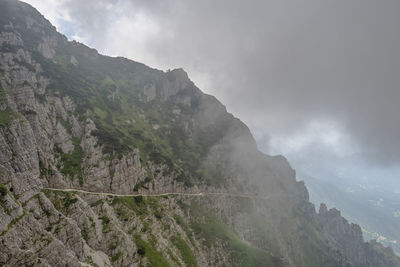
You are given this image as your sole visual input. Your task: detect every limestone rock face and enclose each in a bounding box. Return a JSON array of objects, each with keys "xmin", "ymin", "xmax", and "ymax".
[
  {"xmin": 0, "ymin": 1, "xmax": 399, "ymax": 266},
  {"xmin": 0, "ymin": 31, "xmax": 24, "ymax": 47},
  {"xmin": 38, "ymin": 36, "xmax": 57, "ymax": 59},
  {"xmin": 317, "ymin": 204, "xmax": 400, "ymax": 267}
]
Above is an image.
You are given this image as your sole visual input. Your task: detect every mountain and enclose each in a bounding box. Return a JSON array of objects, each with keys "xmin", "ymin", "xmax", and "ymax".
[
  {"xmin": 0, "ymin": 0, "xmax": 399, "ymax": 266},
  {"xmin": 300, "ymin": 173, "xmax": 400, "ymax": 255}
]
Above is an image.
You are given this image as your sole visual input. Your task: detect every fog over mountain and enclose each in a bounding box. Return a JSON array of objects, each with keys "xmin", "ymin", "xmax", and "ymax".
[
  {"xmin": 1, "ymin": 0, "xmax": 400, "ymax": 265},
  {"xmin": 24, "ymin": 0, "xmax": 400, "ymax": 172}
]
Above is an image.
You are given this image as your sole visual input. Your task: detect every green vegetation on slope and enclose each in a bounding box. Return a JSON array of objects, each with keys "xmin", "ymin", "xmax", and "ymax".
[
  {"xmin": 171, "ymin": 235, "xmax": 197, "ymax": 267},
  {"xmin": 0, "ymin": 182, "xmax": 7, "ymax": 197},
  {"xmin": 134, "ymin": 234, "xmax": 172, "ymax": 267},
  {"xmin": 111, "ymin": 195, "xmax": 163, "ymax": 218},
  {"xmin": 278, "ymin": 207, "xmax": 341, "ymax": 267},
  {"xmin": 14, "ymin": 33, "xmax": 232, "ymax": 187},
  {"xmin": 58, "ymin": 138, "xmax": 83, "ymax": 185},
  {"xmin": 0, "ymin": 108, "xmax": 20, "ymax": 126},
  {"xmin": 187, "ymin": 202, "xmax": 283, "ymax": 267},
  {"xmin": 43, "ymin": 190, "xmax": 78, "ymax": 211}
]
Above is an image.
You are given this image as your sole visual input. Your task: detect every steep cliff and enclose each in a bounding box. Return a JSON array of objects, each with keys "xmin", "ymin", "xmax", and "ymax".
[{"xmin": 0, "ymin": 0, "xmax": 399, "ymax": 266}]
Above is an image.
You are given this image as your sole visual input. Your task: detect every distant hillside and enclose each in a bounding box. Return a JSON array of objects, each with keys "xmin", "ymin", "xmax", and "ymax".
[{"xmin": 301, "ymin": 173, "xmax": 400, "ymax": 255}]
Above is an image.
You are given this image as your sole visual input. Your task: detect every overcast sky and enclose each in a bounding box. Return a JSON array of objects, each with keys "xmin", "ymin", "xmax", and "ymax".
[{"xmin": 24, "ymin": 0, "xmax": 400, "ymax": 187}]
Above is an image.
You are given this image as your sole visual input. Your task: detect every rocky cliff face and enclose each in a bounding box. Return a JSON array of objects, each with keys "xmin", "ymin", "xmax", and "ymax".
[{"xmin": 0, "ymin": 0, "xmax": 399, "ymax": 266}]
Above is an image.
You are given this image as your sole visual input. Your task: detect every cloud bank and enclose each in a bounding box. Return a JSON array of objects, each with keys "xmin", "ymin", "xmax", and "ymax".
[{"xmin": 25, "ymin": 0, "xmax": 400, "ymax": 167}]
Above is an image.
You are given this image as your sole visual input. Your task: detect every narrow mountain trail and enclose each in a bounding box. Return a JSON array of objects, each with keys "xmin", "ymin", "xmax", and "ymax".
[{"xmin": 43, "ymin": 187, "xmax": 272, "ymax": 200}]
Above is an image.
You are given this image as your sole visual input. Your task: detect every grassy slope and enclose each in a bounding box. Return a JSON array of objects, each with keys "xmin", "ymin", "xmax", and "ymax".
[{"xmin": 185, "ymin": 202, "xmax": 284, "ymax": 267}]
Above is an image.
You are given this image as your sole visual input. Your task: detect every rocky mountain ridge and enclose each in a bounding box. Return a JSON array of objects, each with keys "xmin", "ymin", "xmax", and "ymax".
[{"xmin": 0, "ymin": 0, "xmax": 399, "ymax": 266}]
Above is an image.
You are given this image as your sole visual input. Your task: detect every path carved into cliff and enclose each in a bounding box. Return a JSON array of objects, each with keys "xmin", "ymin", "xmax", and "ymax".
[{"xmin": 43, "ymin": 188, "xmax": 271, "ymax": 200}]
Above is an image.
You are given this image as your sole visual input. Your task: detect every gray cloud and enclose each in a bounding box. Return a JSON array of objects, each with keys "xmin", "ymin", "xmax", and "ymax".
[{"xmin": 26, "ymin": 0, "xmax": 400, "ymax": 166}]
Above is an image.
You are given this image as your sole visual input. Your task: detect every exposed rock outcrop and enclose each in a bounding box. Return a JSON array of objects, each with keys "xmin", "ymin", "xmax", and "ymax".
[{"xmin": 0, "ymin": 1, "xmax": 399, "ymax": 266}]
